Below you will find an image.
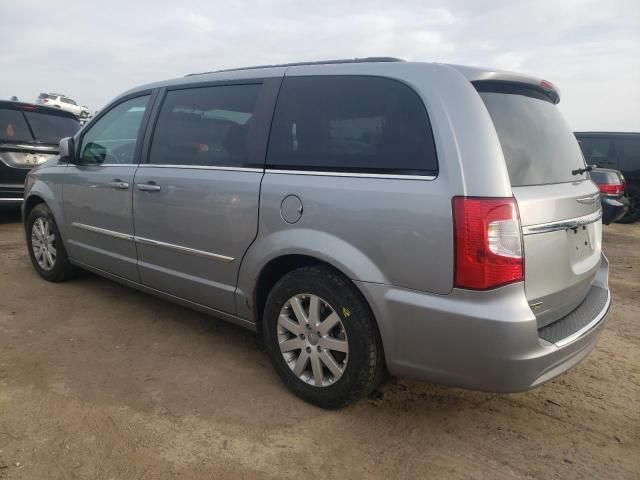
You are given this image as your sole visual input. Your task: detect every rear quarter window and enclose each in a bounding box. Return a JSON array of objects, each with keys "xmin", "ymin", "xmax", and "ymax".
[{"xmin": 267, "ymin": 75, "xmax": 438, "ymax": 175}]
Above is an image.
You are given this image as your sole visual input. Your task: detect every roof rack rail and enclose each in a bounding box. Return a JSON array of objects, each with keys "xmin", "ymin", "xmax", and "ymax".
[{"xmin": 185, "ymin": 57, "xmax": 404, "ymax": 77}]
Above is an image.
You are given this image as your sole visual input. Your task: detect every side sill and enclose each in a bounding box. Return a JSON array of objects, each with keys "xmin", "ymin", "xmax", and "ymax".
[{"xmin": 70, "ymin": 259, "xmax": 257, "ymax": 332}]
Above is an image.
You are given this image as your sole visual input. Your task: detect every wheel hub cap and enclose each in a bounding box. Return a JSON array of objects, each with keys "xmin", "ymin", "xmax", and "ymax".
[
  {"xmin": 307, "ymin": 332, "xmax": 319, "ymax": 345},
  {"xmin": 277, "ymin": 294, "xmax": 349, "ymax": 387}
]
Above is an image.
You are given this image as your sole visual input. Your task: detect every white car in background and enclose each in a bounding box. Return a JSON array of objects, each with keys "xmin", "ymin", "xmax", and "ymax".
[{"xmin": 36, "ymin": 93, "xmax": 90, "ymax": 118}]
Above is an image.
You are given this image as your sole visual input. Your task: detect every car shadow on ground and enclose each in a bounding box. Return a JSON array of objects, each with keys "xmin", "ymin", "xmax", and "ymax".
[
  {"xmin": 68, "ymin": 267, "xmax": 503, "ymax": 417},
  {"xmin": 0, "ymin": 206, "xmax": 22, "ymax": 224}
]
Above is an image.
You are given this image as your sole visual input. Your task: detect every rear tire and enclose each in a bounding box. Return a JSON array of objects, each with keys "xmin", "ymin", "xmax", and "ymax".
[
  {"xmin": 617, "ymin": 186, "xmax": 640, "ymax": 223},
  {"xmin": 263, "ymin": 265, "xmax": 385, "ymax": 409},
  {"xmin": 26, "ymin": 203, "xmax": 76, "ymax": 282}
]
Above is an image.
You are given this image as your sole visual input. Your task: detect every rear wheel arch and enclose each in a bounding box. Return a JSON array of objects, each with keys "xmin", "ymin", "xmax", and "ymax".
[{"xmin": 253, "ymin": 255, "xmax": 382, "ymax": 344}]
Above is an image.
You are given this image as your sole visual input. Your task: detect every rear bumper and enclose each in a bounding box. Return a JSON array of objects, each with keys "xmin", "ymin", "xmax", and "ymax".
[
  {"xmin": 601, "ymin": 194, "xmax": 629, "ymax": 224},
  {"xmin": 356, "ymin": 254, "xmax": 610, "ymax": 392},
  {"xmin": 1, "ymin": 162, "xmax": 28, "ymax": 204},
  {"xmin": 0, "ymin": 184, "xmax": 24, "ymax": 204}
]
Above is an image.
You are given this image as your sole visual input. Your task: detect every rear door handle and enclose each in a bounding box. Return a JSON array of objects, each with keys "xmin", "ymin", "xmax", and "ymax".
[
  {"xmin": 136, "ymin": 183, "xmax": 161, "ymax": 192},
  {"xmin": 108, "ymin": 180, "xmax": 129, "ymax": 190}
]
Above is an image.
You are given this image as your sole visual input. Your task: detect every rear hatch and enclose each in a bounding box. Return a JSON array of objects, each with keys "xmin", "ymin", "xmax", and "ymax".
[
  {"xmin": 476, "ymin": 82, "xmax": 602, "ymax": 328},
  {"xmin": 0, "ymin": 104, "xmax": 80, "ymax": 168}
]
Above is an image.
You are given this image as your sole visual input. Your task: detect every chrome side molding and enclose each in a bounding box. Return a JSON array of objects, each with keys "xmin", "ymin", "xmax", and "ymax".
[
  {"xmin": 71, "ymin": 222, "xmax": 234, "ymax": 262},
  {"xmin": 522, "ymin": 209, "xmax": 602, "ymax": 235},
  {"xmin": 71, "ymin": 222, "xmax": 134, "ymax": 241},
  {"xmin": 134, "ymin": 236, "xmax": 235, "ymax": 262}
]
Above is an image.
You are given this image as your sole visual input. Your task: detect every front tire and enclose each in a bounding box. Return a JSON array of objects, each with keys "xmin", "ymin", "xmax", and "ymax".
[
  {"xmin": 26, "ymin": 203, "xmax": 75, "ymax": 282},
  {"xmin": 263, "ymin": 265, "xmax": 384, "ymax": 408}
]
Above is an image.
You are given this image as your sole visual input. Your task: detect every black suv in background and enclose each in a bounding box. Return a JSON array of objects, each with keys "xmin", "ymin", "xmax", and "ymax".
[
  {"xmin": 576, "ymin": 132, "xmax": 640, "ymax": 223},
  {"xmin": 0, "ymin": 101, "xmax": 80, "ymax": 205}
]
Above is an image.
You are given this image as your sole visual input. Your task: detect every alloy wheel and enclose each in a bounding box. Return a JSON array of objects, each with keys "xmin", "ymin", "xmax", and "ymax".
[
  {"xmin": 31, "ymin": 217, "xmax": 57, "ymax": 271},
  {"xmin": 277, "ymin": 294, "xmax": 349, "ymax": 387}
]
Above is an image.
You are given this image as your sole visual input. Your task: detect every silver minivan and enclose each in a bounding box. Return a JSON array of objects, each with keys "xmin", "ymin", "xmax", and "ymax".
[{"xmin": 23, "ymin": 58, "xmax": 610, "ymax": 408}]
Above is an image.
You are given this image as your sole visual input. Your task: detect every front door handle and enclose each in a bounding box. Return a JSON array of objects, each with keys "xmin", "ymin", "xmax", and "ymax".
[
  {"xmin": 109, "ymin": 180, "xmax": 129, "ymax": 190},
  {"xmin": 136, "ymin": 183, "xmax": 161, "ymax": 192}
]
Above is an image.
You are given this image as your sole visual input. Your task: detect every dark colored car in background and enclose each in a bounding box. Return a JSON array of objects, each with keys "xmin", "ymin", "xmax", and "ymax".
[
  {"xmin": 576, "ymin": 132, "xmax": 640, "ymax": 223},
  {"xmin": 589, "ymin": 168, "xmax": 628, "ymax": 224},
  {"xmin": 0, "ymin": 101, "xmax": 81, "ymax": 205}
]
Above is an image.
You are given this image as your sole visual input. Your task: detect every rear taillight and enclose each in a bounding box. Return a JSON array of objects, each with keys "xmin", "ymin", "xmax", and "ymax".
[
  {"xmin": 43, "ymin": 99, "xmax": 48, "ymax": 103},
  {"xmin": 597, "ymin": 181, "xmax": 625, "ymax": 195},
  {"xmin": 453, "ymin": 197, "xmax": 524, "ymax": 290}
]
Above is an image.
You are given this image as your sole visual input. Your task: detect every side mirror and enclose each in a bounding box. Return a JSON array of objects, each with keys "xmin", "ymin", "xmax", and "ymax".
[
  {"xmin": 59, "ymin": 137, "xmax": 75, "ymax": 162},
  {"xmin": 82, "ymin": 142, "xmax": 107, "ymax": 164}
]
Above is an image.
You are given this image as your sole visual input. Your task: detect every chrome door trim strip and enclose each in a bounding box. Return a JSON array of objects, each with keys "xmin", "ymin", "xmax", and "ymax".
[
  {"xmin": 264, "ymin": 169, "xmax": 436, "ymax": 180},
  {"xmin": 554, "ymin": 290, "xmax": 610, "ymax": 347},
  {"xmin": 134, "ymin": 236, "xmax": 235, "ymax": 262},
  {"xmin": 0, "ymin": 143, "xmax": 58, "ymax": 153},
  {"xmin": 70, "ymin": 164, "xmax": 137, "ymax": 167},
  {"xmin": 0, "ymin": 198, "xmax": 23, "ymax": 202},
  {"xmin": 71, "ymin": 222, "xmax": 235, "ymax": 262},
  {"xmin": 137, "ymin": 164, "xmax": 263, "ymax": 173},
  {"xmin": 71, "ymin": 222, "xmax": 134, "ymax": 241},
  {"xmin": 522, "ymin": 209, "xmax": 602, "ymax": 235}
]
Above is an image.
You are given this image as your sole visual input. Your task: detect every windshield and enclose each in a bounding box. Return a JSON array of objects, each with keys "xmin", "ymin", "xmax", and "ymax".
[
  {"xmin": 23, "ymin": 111, "xmax": 80, "ymax": 144},
  {"xmin": 477, "ymin": 85, "xmax": 586, "ymax": 186}
]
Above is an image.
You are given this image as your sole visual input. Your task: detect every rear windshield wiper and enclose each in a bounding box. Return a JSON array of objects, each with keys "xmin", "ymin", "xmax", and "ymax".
[{"xmin": 572, "ymin": 165, "xmax": 595, "ymax": 176}]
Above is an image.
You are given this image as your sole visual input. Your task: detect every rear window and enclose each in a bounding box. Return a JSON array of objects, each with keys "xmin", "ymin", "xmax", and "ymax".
[
  {"xmin": 577, "ymin": 137, "xmax": 612, "ymax": 165},
  {"xmin": 477, "ymin": 83, "xmax": 587, "ymax": 186},
  {"xmin": 614, "ymin": 137, "xmax": 640, "ymax": 171},
  {"xmin": 23, "ymin": 111, "xmax": 80, "ymax": 144},
  {"xmin": 0, "ymin": 108, "xmax": 33, "ymax": 142},
  {"xmin": 267, "ymin": 76, "xmax": 438, "ymax": 175}
]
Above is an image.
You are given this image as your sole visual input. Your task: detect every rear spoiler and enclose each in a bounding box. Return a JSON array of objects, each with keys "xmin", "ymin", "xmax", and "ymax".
[
  {"xmin": 473, "ymin": 80, "xmax": 560, "ymax": 105},
  {"xmin": 442, "ymin": 64, "xmax": 561, "ymax": 104}
]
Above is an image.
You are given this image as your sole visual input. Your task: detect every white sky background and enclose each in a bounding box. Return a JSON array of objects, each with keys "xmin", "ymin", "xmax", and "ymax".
[{"xmin": 1, "ymin": 0, "xmax": 638, "ymax": 131}]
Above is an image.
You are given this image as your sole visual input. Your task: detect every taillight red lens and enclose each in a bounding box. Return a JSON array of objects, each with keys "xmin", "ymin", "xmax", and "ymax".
[
  {"xmin": 453, "ymin": 197, "xmax": 524, "ymax": 290},
  {"xmin": 597, "ymin": 182, "xmax": 625, "ymax": 195}
]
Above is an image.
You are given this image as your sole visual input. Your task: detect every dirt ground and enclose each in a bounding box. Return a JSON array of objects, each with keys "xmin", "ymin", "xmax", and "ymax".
[{"xmin": 0, "ymin": 206, "xmax": 638, "ymax": 480}]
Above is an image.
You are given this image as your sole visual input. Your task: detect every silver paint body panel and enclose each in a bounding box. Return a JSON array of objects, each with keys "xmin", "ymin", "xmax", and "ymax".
[{"xmin": 62, "ymin": 164, "xmax": 140, "ymax": 281}]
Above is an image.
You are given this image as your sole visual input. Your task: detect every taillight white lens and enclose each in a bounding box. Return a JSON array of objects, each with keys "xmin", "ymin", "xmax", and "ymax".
[{"xmin": 488, "ymin": 217, "xmax": 522, "ymax": 258}]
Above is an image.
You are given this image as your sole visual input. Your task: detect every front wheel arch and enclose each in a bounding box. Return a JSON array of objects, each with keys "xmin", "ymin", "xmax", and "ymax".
[{"xmin": 23, "ymin": 195, "xmax": 46, "ymax": 226}]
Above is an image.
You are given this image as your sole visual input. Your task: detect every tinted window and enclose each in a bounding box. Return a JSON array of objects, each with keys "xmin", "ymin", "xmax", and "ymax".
[
  {"xmin": 61, "ymin": 97, "xmax": 76, "ymax": 105},
  {"xmin": 0, "ymin": 108, "xmax": 32, "ymax": 142},
  {"xmin": 149, "ymin": 84, "xmax": 260, "ymax": 167},
  {"xmin": 577, "ymin": 137, "xmax": 616, "ymax": 167},
  {"xmin": 615, "ymin": 137, "xmax": 640, "ymax": 171},
  {"xmin": 267, "ymin": 76, "xmax": 437, "ymax": 175},
  {"xmin": 478, "ymin": 86, "xmax": 586, "ymax": 186},
  {"xmin": 23, "ymin": 111, "xmax": 80, "ymax": 144},
  {"xmin": 80, "ymin": 95, "xmax": 149, "ymax": 165}
]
